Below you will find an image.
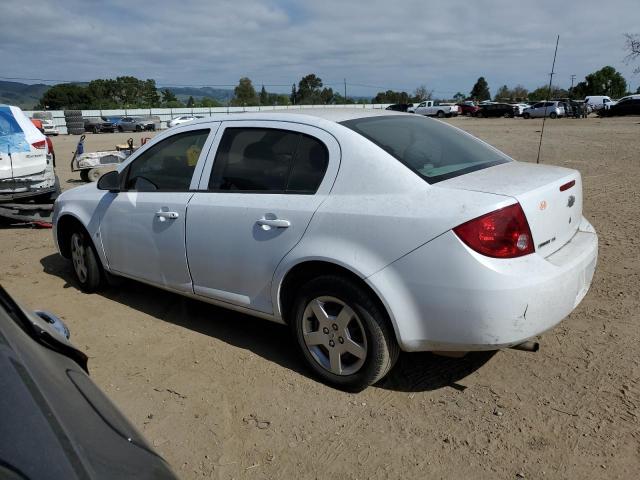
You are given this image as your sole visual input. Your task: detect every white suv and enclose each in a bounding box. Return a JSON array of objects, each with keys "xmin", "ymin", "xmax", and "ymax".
[{"xmin": 52, "ymin": 109, "xmax": 598, "ymax": 390}]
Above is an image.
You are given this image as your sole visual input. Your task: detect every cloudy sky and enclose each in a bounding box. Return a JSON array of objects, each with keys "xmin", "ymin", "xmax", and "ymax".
[{"xmin": 2, "ymin": 0, "xmax": 639, "ymax": 96}]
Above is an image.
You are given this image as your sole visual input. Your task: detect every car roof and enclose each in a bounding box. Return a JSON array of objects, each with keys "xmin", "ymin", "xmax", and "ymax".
[{"xmin": 185, "ymin": 108, "xmax": 407, "ymax": 126}]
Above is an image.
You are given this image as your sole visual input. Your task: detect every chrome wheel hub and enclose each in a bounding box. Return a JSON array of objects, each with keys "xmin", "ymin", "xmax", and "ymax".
[
  {"xmin": 302, "ymin": 296, "xmax": 367, "ymax": 376},
  {"xmin": 70, "ymin": 233, "xmax": 88, "ymax": 283}
]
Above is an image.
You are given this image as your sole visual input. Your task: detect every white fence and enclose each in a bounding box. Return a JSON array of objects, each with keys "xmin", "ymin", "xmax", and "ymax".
[{"xmin": 25, "ymin": 104, "xmax": 394, "ymax": 135}]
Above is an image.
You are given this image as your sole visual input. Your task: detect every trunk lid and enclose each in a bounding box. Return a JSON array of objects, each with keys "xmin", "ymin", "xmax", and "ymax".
[{"xmin": 440, "ymin": 161, "xmax": 582, "ymax": 257}]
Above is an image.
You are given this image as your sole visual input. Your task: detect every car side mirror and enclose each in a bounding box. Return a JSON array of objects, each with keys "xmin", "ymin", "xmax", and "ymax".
[{"xmin": 97, "ymin": 170, "xmax": 120, "ymax": 192}]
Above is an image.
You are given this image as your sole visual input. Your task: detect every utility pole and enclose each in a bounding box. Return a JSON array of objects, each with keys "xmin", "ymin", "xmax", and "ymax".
[
  {"xmin": 344, "ymin": 78, "xmax": 347, "ymax": 103},
  {"xmin": 570, "ymin": 74, "xmax": 576, "ymax": 97}
]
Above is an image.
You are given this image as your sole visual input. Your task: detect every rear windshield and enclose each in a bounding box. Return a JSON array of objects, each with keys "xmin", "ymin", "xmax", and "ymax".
[
  {"xmin": 341, "ymin": 115, "xmax": 510, "ymax": 183},
  {"xmin": 0, "ymin": 107, "xmax": 24, "ymax": 136}
]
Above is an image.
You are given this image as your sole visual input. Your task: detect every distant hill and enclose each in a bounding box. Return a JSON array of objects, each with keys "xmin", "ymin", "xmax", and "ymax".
[
  {"xmin": 0, "ymin": 81, "xmax": 51, "ymax": 109},
  {"xmin": 163, "ymin": 86, "xmax": 234, "ymax": 103}
]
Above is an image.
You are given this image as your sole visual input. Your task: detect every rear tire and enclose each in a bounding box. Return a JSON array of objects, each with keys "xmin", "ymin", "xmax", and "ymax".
[
  {"xmin": 291, "ymin": 275, "xmax": 399, "ymax": 391},
  {"xmin": 80, "ymin": 170, "xmax": 90, "ymax": 182},
  {"xmin": 550, "ymin": 112, "xmax": 558, "ymax": 119},
  {"xmin": 437, "ymin": 110, "xmax": 445, "ymax": 118},
  {"xmin": 69, "ymin": 228, "xmax": 103, "ymax": 293}
]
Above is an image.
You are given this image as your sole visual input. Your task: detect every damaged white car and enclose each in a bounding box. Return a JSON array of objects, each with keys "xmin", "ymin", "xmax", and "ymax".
[{"xmin": 0, "ymin": 105, "xmax": 58, "ymax": 202}]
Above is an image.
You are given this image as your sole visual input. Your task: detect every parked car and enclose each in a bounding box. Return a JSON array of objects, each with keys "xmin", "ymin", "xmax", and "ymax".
[
  {"xmin": 84, "ymin": 116, "xmax": 116, "ymax": 133},
  {"xmin": 414, "ymin": 101, "xmax": 460, "ymax": 117},
  {"xmin": 385, "ymin": 103, "xmax": 413, "ymax": 112},
  {"xmin": 30, "ymin": 117, "xmax": 44, "ymax": 133},
  {"xmin": 0, "ymin": 104, "xmax": 58, "ymax": 202},
  {"xmin": 522, "ymin": 101, "xmax": 565, "ymax": 119},
  {"xmin": 0, "ymin": 285, "xmax": 178, "ymax": 479},
  {"xmin": 584, "ymin": 95, "xmax": 615, "ymax": 111},
  {"xmin": 456, "ymin": 101, "xmax": 479, "ymax": 116},
  {"xmin": 32, "ymin": 111, "xmax": 59, "ymax": 135},
  {"xmin": 475, "ymin": 103, "xmax": 517, "ymax": 118},
  {"xmin": 597, "ymin": 95, "xmax": 640, "ymax": 116},
  {"xmin": 512, "ymin": 104, "xmax": 530, "ymax": 116},
  {"xmin": 53, "ymin": 109, "xmax": 598, "ymax": 391},
  {"xmin": 168, "ymin": 115, "xmax": 204, "ymax": 128},
  {"xmin": 114, "ymin": 116, "xmax": 157, "ymax": 132}
]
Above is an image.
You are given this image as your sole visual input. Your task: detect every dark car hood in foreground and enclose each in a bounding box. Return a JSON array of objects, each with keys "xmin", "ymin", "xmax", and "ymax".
[{"xmin": 0, "ymin": 286, "xmax": 177, "ymax": 480}]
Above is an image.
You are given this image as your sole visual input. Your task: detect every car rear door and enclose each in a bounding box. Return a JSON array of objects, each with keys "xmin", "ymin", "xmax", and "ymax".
[
  {"xmin": 99, "ymin": 124, "xmax": 218, "ymax": 292},
  {"xmin": 186, "ymin": 121, "xmax": 340, "ymax": 314}
]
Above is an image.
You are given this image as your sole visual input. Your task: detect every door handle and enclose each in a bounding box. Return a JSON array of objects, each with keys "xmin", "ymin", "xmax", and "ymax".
[
  {"xmin": 257, "ymin": 217, "xmax": 291, "ymax": 229},
  {"xmin": 156, "ymin": 210, "xmax": 179, "ymax": 221}
]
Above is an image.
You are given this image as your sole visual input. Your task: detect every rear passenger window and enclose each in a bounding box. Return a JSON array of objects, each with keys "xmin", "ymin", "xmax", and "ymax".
[
  {"xmin": 209, "ymin": 128, "xmax": 328, "ymax": 194},
  {"xmin": 125, "ymin": 129, "xmax": 209, "ymax": 191}
]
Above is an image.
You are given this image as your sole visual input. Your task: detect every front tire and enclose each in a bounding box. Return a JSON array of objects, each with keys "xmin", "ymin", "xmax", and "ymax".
[
  {"xmin": 69, "ymin": 229, "xmax": 103, "ymax": 292},
  {"xmin": 549, "ymin": 112, "xmax": 558, "ymax": 119},
  {"xmin": 437, "ymin": 110, "xmax": 445, "ymax": 118},
  {"xmin": 291, "ymin": 275, "xmax": 399, "ymax": 391}
]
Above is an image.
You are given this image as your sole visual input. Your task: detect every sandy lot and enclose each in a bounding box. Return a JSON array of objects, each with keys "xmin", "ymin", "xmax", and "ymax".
[{"xmin": 1, "ymin": 117, "xmax": 639, "ymax": 479}]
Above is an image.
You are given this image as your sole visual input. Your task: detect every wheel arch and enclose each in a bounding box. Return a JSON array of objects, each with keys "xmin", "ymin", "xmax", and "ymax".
[{"xmin": 276, "ymin": 259, "xmax": 401, "ymax": 346}]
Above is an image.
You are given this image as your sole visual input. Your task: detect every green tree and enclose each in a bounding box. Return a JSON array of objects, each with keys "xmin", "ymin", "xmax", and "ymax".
[
  {"xmin": 453, "ymin": 92, "xmax": 466, "ymax": 102},
  {"xmin": 38, "ymin": 83, "xmax": 90, "ymax": 109},
  {"xmin": 528, "ymin": 85, "xmax": 569, "ymax": 101},
  {"xmin": 161, "ymin": 89, "xmax": 178, "ymax": 104},
  {"xmin": 141, "ymin": 79, "xmax": 160, "ymax": 107},
  {"xmin": 259, "ymin": 85, "xmax": 268, "ymax": 105},
  {"xmin": 373, "ymin": 90, "xmax": 410, "ymax": 103},
  {"xmin": 186, "ymin": 96, "xmax": 196, "ymax": 108},
  {"xmin": 232, "ymin": 77, "xmax": 258, "ymax": 106},
  {"xmin": 199, "ymin": 97, "xmax": 222, "ymax": 107},
  {"xmin": 470, "ymin": 77, "xmax": 491, "ymax": 101},
  {"xmin": 290, "ymin": 83, "xmax": 297, "ymax": 105},
  {"xmin": 320, "ymin": 87, "xmax": 335, "ymax": 104},
  {"xmin": 494, "ymin": 84, "xmax": 511, "ymax": 101},
  {"xmin": 297, "ymin": 74, "xmax": 323, "ymax": 104},
  {"xmin": 571, "ymin": 66, "xmax": 627, "ymax": 99}
]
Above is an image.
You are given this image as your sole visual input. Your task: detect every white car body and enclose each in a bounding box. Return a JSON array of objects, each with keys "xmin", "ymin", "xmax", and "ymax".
[
  {"xmin": 413, "ymin": 101, "xmax": 460, "ymax": 117},
  {"xmin": 167, "ymin": 115, "xmax": 203, "ymax": 128},
  {"xmin": 52, "ymin": 109, "xmax": 597, "ymax": 384},
  {"xmin": 1, "ymin": 105, "xmax": 57, "ymax": 200},
  {"xmin": 522, "ymin": 101, "xmax": 566, "ymax": 119},
  {"xmin": 32, "ymin": 112, "xmax": 59, "ymax": 135},
  {"xmin": 584, "ymin": 95, "xmax": 615, "ymax": 111}
]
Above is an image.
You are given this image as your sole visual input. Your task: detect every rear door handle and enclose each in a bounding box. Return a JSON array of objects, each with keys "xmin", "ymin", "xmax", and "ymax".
[
  {"xmin": 156, "ymin": 211, "xmax": 179, "ymax": 221},
  {"xmin": 257, "ymin": 217, "xmax": 291, "ymax": 229}
]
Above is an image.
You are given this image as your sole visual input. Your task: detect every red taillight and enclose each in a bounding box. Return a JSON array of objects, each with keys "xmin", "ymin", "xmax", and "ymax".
[
  {"xmin": 31, "ymin": 139, "xmax": 46, "ymax": 150},
  {"xmin": 45, "ymin": 137, "xmax": 54, "ymax": 154},
  {"xmin": 453, "ymin": 203, "xmax": 534, "ymax": 258},
  {"xmin": 559, "ymin": 180, "xmax": 575, "ymax": 192}
]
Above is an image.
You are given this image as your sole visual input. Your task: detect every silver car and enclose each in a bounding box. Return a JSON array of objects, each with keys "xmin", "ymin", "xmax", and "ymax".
[{"xmin": 522, "ymin": 101, "xmax": 565, "ymax": 119}]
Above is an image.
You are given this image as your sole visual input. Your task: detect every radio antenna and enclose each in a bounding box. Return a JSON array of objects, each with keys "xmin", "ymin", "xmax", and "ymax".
[{"xmin": 536, "ymin": 34, "xmax": 560, "ymax": 164}]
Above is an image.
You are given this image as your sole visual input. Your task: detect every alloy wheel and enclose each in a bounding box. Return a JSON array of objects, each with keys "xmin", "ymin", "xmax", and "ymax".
[
  {"xmin": 70, "ymin": 233, "xmax": 88, "ymax": 283},
  {"xmin": 301, "ymin": 296, "xmax": 368, "ymax": 376}
]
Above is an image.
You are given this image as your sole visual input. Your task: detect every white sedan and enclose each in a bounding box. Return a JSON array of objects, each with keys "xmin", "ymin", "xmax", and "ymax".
[
  {"xmin": 167, "ymin": 115, "xmax": 203, "ymax": 128},
  {"xmin": 52, "ymin": 109, "xmax": 598, "ymax": 390}
]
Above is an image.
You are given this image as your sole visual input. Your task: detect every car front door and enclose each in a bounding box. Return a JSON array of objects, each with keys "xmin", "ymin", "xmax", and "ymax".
[
  {"xmin": 186, "ymin": 121, "xmax": 340, "ymax": 314},
  {"xmin": 99, "ymin": 125, "xmax": 217, "ymax": 292}
]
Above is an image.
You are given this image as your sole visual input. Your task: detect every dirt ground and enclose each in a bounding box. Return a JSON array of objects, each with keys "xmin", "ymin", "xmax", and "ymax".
[{"xmin": 1, "ymin": 116, "xmax": 639, "ymax": 479}]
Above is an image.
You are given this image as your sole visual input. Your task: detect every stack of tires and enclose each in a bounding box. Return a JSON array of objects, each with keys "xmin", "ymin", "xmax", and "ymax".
[{"xmin": 64, "ymin": 110, "xmax": 84, "ymax": 135}]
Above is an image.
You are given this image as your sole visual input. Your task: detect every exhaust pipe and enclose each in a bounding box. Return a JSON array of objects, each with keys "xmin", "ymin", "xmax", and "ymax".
[{"xmin": 510, "ymin": 341, "xmax": 539, "ymax": 352}]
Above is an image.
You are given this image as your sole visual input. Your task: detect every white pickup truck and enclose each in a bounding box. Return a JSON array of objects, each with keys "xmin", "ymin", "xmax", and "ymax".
[{"xmin": 411, "ymin": 101, "xmax": 460, "ymax": 117}]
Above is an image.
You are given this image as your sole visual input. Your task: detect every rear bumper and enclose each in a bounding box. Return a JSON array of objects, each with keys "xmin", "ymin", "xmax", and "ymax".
[
  {"xmin": 368, "ymin": 217, "xmax": 598, "ymax": 352},
  {"xmin": 0, "ymin": 165, "xmax": 57, "ymax": 201}
]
